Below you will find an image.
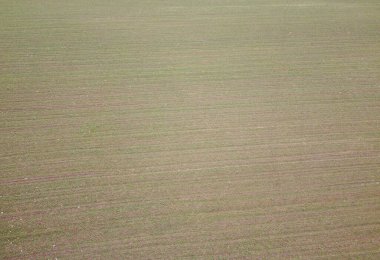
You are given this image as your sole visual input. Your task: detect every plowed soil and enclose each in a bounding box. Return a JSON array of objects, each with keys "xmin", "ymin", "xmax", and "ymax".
[{"xmin": 1, "ymin": 1, "xmax": 380, "ymax": 259}]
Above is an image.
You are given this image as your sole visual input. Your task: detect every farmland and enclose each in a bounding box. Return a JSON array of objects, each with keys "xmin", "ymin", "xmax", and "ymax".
[{"xmin": 1, "ymin": 0, "xmax": 380, "ymax": 259}]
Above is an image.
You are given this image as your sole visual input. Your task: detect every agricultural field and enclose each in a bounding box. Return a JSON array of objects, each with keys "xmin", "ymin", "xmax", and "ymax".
[{"xmin": 1, "ymin": 0, "xmax": 380, "ymax": 259}]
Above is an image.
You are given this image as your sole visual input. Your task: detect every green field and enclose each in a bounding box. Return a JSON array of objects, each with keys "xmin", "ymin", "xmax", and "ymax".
[{"xmin": 1, "ymin": 0, "xmax": 380, "ymax": 259}]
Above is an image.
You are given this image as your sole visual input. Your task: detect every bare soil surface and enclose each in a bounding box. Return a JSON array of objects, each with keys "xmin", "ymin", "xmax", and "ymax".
[{"xmin": 1, "ymin": 0, "xmax": 380, "ymax": 259}]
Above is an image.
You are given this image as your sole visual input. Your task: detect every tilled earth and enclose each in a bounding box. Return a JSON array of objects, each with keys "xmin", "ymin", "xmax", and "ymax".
[{"xmin": 1, "ymin": 0, "xmax": 380, "ymax": 259}]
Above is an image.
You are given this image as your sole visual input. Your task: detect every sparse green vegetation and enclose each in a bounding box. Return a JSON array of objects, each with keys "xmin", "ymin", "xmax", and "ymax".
[{"xmin": 1, "ymin": 0, "xmax": 380, "ymax": 259}]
